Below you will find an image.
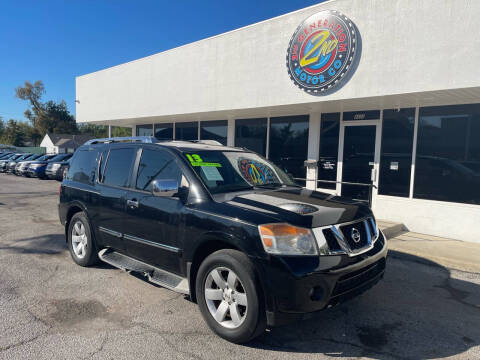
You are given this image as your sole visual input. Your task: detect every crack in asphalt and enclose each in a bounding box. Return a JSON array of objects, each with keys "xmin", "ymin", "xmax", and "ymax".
[{"xmin": 0, "ymin": 308, "xmax": 51, "ymax": 353}]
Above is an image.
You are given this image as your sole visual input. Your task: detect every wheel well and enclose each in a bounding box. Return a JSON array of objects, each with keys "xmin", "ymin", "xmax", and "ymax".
[
  {"xmin": 65, "ymin": 206, "xmax": 83, "ymax": 240},
  {"xmin": 189, "ymin": 240, "xmax": 238, "ymax": 303}
]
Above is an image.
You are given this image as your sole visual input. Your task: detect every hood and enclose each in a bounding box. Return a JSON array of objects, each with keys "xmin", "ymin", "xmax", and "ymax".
[{"xmin": 222, "ymin": 187, "xmax": 372, "ymax": 228}]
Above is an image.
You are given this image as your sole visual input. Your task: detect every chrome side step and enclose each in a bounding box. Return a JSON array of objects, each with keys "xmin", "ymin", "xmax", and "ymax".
[{"xmin": 98, "ymin": 248, "xmax": 190, "ymax": 295}]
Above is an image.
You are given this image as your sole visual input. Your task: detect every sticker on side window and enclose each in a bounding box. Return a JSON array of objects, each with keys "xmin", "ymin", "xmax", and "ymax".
[
  {"xmin": 201, "ymin": 166, "xmax": 224, "ymax": 181},
  {"xmin": 186, "ymin": 154, "xmax": 221, "ymax": 167}
]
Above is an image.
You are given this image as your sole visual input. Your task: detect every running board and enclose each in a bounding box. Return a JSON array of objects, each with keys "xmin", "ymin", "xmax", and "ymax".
[{"xmin": 98, "ymin": 249, "xmax": 189, "ymax": 295}]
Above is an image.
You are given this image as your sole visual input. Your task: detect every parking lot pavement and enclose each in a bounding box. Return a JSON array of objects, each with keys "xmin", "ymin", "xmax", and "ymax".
[{"xmin": 0, "ymin": 174, "xmax": 479, "ymax": 360}]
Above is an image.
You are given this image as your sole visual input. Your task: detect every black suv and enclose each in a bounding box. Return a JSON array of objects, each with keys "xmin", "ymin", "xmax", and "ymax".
[{"xmin": 59, "ymin": 137, "xmax": 387, "ymax": 343}]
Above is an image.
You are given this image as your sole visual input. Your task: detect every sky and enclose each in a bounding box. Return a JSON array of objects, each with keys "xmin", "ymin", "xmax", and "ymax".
[{"xmin": 0, "ymin": 0, "xmax": 322, "ymax": 123}]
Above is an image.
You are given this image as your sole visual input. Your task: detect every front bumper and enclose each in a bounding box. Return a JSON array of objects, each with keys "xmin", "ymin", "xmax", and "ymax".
[
  {"xmin": 257, "ymin": 232, "xmax": 388, "ymax": 326},
  {"xmin": 27, "ymin": 166, "xmax": 47, "ymax": 178}
]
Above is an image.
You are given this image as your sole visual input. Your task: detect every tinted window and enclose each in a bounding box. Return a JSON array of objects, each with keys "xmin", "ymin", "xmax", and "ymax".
[
  {"xmin": 200, "ymin": 120, "xmax": 227, "ymax": 145},
  {"xmin": 235, "ymin": 118, "xmax": 267, "ymax": 156},
  {"xmin": 318, "ymin": 113, "xmax": 340, "ymax": 189},
  {"xmin": 154, "ymin": 123, "xmax": 173, "ymax": 140},
  {"xmin": 379, "ymin": 108, "xmax": 415, "ymax": 197},
  {"xmin": 67, "ymin": 149, "xmax": 98, "ymax": 185},
  {"xmin": 136, "ymin": 124, "xmax": 153, "ymax": 136},
  {"xmin": 175, "ymin": 122, "xmax": 198, "ymax": 141},
  {"xmin": 102, "ymin": 148, "xmax": 137, "ymax": 187},
  {"xmin": 414, "ymin": 104, "xmax": 480, "ymax": 204},
  {"xmin": 136, "ymin": 148, "xmax": 182, "ymax": 191},
  {"xmin": 269, "ymin": 115, "xmax": 308, "ymax": 180}
]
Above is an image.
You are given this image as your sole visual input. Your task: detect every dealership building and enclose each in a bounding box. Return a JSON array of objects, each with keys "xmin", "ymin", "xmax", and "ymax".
[{"xmin": 75, "ymin": 0, "xmax": 480, "ymax": 242}]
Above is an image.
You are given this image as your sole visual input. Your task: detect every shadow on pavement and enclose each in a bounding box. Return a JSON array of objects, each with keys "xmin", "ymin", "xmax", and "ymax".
[{"xmin": 248, "ymin": 251, "xmax": 480, "ymax": 359}]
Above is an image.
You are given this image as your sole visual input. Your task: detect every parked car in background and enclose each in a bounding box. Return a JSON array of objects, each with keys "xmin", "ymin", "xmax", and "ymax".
[
  {"xmin": 46, "ymin": 155, "xmax": 72, "ymax": 180},
  {"xmin": 0, "ymin": 152, "xmax": 14, "ymax": 160},
  {"xmin": 27, "ymin": 153, "xmax": 73, "ymax": 179},
  {"xmin": 6, "ymin": 153, "xmax": 34, "ymax": 174},
  {"xmin": 17, "ymin": 154, "xmax": 57, "ymax": 176},
  {"xmin": 1, "ymin": 154, "xmax": 25, "ymax": 173},
  {"xmin": 14, "ymin": 154, "xmax": 44, "ymax": 175}
]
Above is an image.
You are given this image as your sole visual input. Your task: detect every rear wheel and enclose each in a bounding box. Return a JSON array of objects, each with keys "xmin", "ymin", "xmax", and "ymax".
[
  {"xmin": 67, "ymin": 212, "xmax": 99, "ymax": 266},
  {"xmin": 196, "ymin": 249, "xmax": 266, "ymax": 343}
]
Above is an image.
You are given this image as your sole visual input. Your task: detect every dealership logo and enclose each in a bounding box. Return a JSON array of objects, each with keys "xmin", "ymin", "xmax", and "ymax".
[{"xmin": 286, "ymin": 10, "xmax": 359, "ymax": 95}]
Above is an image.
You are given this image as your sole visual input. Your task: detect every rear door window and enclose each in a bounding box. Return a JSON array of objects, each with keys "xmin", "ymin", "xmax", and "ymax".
[
  {"xmin": 102, "ymin": 148, "xmax": 137, "ymax": 188},
  {"xmin": 67, "ymin": 149, "xmax": 99, "ymax": 185},
  {"xmin": 135, "ymin": 148, "xmax": 182, "ymax": 191}
]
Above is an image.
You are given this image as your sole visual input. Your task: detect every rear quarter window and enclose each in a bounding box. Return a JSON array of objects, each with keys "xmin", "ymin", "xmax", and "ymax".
[{"xmin": 67, "ymin": 149, "xmax": 99, "ymax": 185}]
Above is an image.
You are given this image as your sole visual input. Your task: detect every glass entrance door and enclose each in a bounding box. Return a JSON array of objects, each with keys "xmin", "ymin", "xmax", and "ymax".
[{"xmin": 339, "ymin": 123, "xmax": 380, "ymax": 202}]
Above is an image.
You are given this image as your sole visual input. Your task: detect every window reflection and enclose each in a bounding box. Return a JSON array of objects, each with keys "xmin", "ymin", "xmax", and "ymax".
[
  {"xmin": 200, "ymin": 120, "xmax": 228, "ymax": 145},
  {"xmin": 269, "ymin": 115, "xmax": 309, "ymax": 181},
  {"xmin": 136, "ymin": 124, "xmax": 153, "ymax": 137},
  {"xmin": 175, "ymin": 121, "xmax": 199, "ymax": 141},
  {"xmin": 414, "ymin": 104, "xmax": 480, "ymax": 204},
  {"xmin": 379, "ymin": 108, "xmax": 415, "ymax": 197},
  {"xmin": 235, "ymin": 118, "xmax": 267, "ymax": 156},
  {"xmin": 154, "ymin": 123, "xmax": 173, "ymax": 140},
  {"xmin": 318, "ymin": 113, "xmax": 340, "ymax": 189}
]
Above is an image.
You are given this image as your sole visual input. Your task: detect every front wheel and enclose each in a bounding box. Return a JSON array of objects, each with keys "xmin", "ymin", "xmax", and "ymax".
[{"xmin": 196, "ymin": 249, "xmax": 266, "ymax": 343}]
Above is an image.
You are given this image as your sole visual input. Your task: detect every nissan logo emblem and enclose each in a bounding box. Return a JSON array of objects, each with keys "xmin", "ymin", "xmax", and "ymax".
[{"xmin": 351, "ymin": 228, "xmax": 361, "ymax": 243}]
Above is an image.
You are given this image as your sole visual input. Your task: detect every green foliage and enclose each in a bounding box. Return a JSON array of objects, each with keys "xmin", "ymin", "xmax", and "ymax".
[
  {"xmin": 15, "ymin": 80, "xmax": 78, "ymax": 145},
  {"xmin": 78, "ymin": 124, "xmax": 132, "ymax": 138},
  {"xmin": 0, "ymin": 119, "xmax": 25, "ymax": 146}
]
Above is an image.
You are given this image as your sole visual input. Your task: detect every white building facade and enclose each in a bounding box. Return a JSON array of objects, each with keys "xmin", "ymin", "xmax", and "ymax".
[{"xmin": 75, "ymin": 0, "xmax": 480, "ymax": 242}]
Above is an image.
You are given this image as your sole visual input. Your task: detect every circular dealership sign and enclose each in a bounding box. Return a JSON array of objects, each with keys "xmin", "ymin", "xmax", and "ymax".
[{"xmin": 286, "ymin": 10, "xmax": 359, "ymax": 95}]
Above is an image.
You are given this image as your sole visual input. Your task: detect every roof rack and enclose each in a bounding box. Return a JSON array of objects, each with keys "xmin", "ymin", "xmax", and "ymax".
[
  {"xmin": 84, "ymin": 136, "xmax": 158, "ymax": 145},
  {"xmin": 186, "ymin": 140, "xmax": 223, "ymax": 146}
]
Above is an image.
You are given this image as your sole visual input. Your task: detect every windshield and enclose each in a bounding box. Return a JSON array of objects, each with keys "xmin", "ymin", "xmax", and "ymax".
[
  {"xmin": 50, "ymin": 153, "xmax": 70, "ymax": 162},
  {"xmin": 183, "ymin": 151, "xmax": 297, "ymax": 194}
]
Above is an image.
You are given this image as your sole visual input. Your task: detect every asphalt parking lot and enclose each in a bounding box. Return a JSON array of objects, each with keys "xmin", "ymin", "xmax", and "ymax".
[{"xmin": 0, "ymin": 174, "xmax": 479, "ymax": 360}]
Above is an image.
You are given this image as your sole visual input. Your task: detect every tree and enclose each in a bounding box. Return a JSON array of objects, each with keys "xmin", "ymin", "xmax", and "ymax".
[
  {"xmin": 15, "ymin": 80, "xmax": 78, "ymax": 145},
  {"xmin": 0, "ymin": 116, "xmax": 5, "ymax": 139},
  {"xmin": 0, "ymin": 119, "xmax": 24, "ymax": 146}
]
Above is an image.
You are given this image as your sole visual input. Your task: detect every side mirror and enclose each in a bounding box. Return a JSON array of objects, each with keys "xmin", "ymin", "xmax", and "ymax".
[{"xmin": 152, "ymin": 179, "xmax": 179, "ymax": 197}]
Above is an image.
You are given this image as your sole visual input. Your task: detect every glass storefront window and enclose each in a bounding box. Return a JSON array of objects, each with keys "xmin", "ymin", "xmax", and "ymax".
[
  {"xmin": 136, "ymin": 124, "xmax": 153, "ymax": 136},
  {"xmin": 269, "ymin": 115, "xmax": 309, "ymax": 180},
  {"xmin": 175, "ymin": 121, "xmax": 198, "ymax": 141},
  {"xmin": 200, "ymin": 120, "xmax": 228, "ymax": 145},
  {"xmin": 318, "ymin": 113, "xmax": 340, "ymax": 189},
  {"xmin": 414, "ymin": 104, "xmax": 480, "ymax": 204},
  {"xmin": 154, "ymin": 123, "xmax": 173, "ymax": 140},
  {"xmin": 235, "ymin": 118, "xmax": 267, "ymax": 156},
  {"xmin": 379, "ymin": 108, "xmax": 415, "ymax": 197}
]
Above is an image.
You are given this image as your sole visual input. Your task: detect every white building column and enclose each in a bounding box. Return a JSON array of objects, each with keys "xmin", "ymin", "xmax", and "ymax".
[
  {"xmin": 227, "ymin": 117, "xmax": 235, "ymax": 147},
  {"xmin": 306, "ymin": 112, "xmax": 321, "ymax": 190},
  {"xmin": 132, "ymin": 125, "xmax": 136, "ymax": 137},
  {"xmin": 108, "ymin": 125, "xmax": 112, "ymax": 138}
]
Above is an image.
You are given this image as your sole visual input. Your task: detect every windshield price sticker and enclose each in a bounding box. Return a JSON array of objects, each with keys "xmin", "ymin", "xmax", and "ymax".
[
  {"xmin": 201, "ymin": 166, "xmax": 224, "ymax": 181},
  {"xmin": 186, "ymin": 154, "xmax": 221, "ymax": 167}
]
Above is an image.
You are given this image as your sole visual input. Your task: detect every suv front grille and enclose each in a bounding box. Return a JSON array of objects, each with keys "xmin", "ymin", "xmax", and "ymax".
[
  {"xmin": 340, "ymin": 220, "xmax": 371, "ymax": 250},
  {"xmin": 314, "ymin": 217, "xmax": 379, "ymax": 256}
]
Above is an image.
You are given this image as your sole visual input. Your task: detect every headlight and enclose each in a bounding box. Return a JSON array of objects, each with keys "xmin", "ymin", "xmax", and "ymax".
[
  {"xmin": 51, "ymin": 163, "xmax": 61, "ymax": 170},
  {"xmin": 30, "ymin": 164, "xmax": 41, "ymax": 169},
  {"xmin": 258, "ymin": 223, "xmax": 318, "ymax": 255}
]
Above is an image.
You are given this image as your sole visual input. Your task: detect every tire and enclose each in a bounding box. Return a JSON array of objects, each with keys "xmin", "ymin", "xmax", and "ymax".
[
  {"xmin": 67, "ymin": 212, "xmax": 99, "ymax": 267},
  {"xmin": 196, "ymin": 249, "xmax": 266, "ymax": 343}
]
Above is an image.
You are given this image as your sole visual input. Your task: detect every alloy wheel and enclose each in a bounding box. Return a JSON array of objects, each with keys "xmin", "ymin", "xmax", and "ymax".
[
  {"xmin": 71, "ymin": 221, "xmax": 88, "ymax": 259},
  {"xmin": 204, "ymin": 267, "xmax": 248, "ymax": 329}
]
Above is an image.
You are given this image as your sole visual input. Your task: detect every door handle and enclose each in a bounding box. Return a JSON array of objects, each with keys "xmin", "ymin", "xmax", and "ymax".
[{"xmin": 127, "ymin": 199, "xmax": 139, "ymax": 208}]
